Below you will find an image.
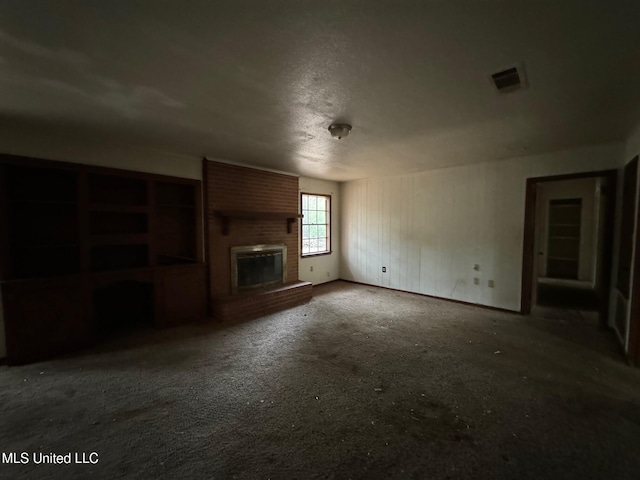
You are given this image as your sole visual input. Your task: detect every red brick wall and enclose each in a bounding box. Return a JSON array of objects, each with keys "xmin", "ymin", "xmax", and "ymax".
[{"xmin": 204, "ymin": 161, "xmax": 300, "ymax": 298}]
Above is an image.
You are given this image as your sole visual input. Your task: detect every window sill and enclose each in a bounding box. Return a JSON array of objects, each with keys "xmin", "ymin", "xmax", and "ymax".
[{"xmin": 301, "ymin": 251, "xmax": 333, "ymax": 258}]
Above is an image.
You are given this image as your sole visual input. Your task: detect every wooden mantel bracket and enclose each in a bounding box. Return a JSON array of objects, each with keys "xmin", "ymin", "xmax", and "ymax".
[{"xmin": 213, "ymin": 210, "xmax": 303, "ymax": 235}]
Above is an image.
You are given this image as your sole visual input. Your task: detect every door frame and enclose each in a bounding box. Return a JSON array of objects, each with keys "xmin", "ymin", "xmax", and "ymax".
[
  {"xmin": 626, "ymin": 157, "xmax": 640, "ymax": 366},
  {"xmin": 520, "ymin": 169, "xmax": 618, "ymax": 328}
]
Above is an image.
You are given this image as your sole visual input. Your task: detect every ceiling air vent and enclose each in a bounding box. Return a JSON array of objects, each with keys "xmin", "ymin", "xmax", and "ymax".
[{"xmin": 490, "ymin": 63, "xmax": 527, "ymax": 93}]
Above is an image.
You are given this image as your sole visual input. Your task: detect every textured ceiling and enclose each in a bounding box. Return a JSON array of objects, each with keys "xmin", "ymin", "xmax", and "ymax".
[{"xmin": 1, "ymin": 1, "xmax": 640, "ymax": 181}]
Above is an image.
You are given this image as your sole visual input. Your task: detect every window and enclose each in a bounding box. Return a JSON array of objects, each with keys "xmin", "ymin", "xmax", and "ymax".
[{"xmin": 301, "ymin": 193, "xmax": 331, "ymax": 256}]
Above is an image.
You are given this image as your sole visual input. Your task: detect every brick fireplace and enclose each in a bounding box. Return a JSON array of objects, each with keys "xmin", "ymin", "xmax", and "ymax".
[{"xmin": 203, "ymin": 160, "xmax": 312, "ymax": 321}]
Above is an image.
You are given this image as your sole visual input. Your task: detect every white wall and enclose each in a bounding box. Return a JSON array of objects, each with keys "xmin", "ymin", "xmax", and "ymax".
[
  {"xmin": 341, "ymin": 142, "xmax": 624, "ymax": 311},
  {"xmin": 299, "ymin": 177, "xmax": 341, "ymax": 285},
  {"xmin": 0, "ymin": 126, "xmax": 202, "ymax": 179},
  {"xmin": 535, "ymin": 178, "xmax": 599, "ymax": 283}
]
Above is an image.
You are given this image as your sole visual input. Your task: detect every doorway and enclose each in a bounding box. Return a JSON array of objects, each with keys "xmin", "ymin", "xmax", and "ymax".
[{"xmin": 521, "ymin": 170, "xmax": 617, "ymax": 327}]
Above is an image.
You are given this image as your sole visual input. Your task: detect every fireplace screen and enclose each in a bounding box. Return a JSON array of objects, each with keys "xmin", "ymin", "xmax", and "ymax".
[{"xmin": 230, "ymin": 244, "xmax": 287, "ymax": 293}]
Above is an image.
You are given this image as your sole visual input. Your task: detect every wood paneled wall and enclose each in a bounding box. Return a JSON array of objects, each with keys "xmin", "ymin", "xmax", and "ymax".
[{"xmin": 340, "ymin": 144, "xmax": 623, "ymax": 312}]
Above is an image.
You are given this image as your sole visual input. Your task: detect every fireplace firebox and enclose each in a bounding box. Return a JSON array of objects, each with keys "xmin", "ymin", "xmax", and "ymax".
[{"xmin": 230, "ymin": 244, "xmax": 287, "ymax": 294}]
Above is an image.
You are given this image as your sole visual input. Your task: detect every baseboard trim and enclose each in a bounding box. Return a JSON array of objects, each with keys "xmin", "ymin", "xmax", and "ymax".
[{"xmin": 339, "ymin": 279, "xmax": 518, "ymax": 315}]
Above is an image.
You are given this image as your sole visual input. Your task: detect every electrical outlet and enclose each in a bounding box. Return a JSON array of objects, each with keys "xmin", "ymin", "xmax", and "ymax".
[
  {"xmin": 310, "ymin": 266, "xmax": 313, "ymax": 272},
  {"xmin": 382, "ymin": 267, "xmax": 387, "ymax": 273},
  {"xmin": 488, "ymin": 280, "xmax": 495, "ymax": 288},
  {"xmin": 326, "ymin": 272, "xmax": 330, "ymax": 277},
  {"xmin": 473, "ymin": 277, "xmax": 479, "ymax": 285}
]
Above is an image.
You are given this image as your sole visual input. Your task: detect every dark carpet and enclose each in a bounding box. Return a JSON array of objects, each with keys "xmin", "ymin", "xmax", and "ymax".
[{"xmin": 1, "ymin": 281, "xmax": 638, "ymax": 479}]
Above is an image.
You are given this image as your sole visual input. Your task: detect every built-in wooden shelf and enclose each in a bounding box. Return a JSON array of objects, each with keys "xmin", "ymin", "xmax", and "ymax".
[
  {"xmin": 213, "ymin": 210, "xmax": 302, "ymax": 235},
  {"xmin": 89, "ymin": 204, "xmax": 149, "ymax": 213},
  {"xmin": 16, "ymin": 243, "xmax": 79, "ymax": 249},
  {"xmin": 90, "ymin": 234, "xmax": 149, "ymax": 246},
  {"xmin": 10, "ymin": 199, "xmax": 77, "ymax": 206},
  {"xmin": 157, "ymin": 203, "xmax": 195, "ymax": 209},
  {"xmin": 0, "ymin": 155, "xmax": 207, "ymax": 364},
  {"xmin": 158, "ymin": 253, "xmax": 198, "ymax": 264}
]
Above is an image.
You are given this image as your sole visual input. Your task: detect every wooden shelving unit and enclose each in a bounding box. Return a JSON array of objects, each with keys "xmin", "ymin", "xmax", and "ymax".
[
  {"xmin": 4, "ymin": 165, "xmax": 80, "ymax": 279},
  {"xmin": 156, "ymin": 182, "xmax": 198, "ymax": 264},
  {"xmin": 547, "ymin": 199, "xmax": 581, "ymax": 279},
  {"xmin": 0, "ymin": 155, "xmax": 206, "ymax": 364},
  {"xmin": 87, "ymin": 173, "xmax": 151, "ymax": 270}
]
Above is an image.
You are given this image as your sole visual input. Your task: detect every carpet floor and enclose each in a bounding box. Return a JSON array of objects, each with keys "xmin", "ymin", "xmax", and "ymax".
[{"xmin": 1, "ymin": 280, "xmax": 639, "ymax": 480}]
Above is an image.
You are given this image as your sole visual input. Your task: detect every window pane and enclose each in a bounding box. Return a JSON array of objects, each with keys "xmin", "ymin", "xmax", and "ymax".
[{"xmin": 301, "ymin": 193, "xmax": 330, "ymax": 255}]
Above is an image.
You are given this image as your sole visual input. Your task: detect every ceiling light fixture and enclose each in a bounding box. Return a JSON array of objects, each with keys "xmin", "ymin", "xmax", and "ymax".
[{"xmin": 328, "ymin": 123, "xmax": 352, "ymax": 139}]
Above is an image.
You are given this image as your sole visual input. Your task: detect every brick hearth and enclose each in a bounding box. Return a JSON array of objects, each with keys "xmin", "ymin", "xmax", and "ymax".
[{"xmin": 211, "ymin": 281, "xmax": 312, "ymax": 322}]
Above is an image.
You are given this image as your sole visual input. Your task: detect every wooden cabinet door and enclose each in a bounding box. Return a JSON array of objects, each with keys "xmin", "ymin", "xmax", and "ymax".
[
  {"xmin": 2, "ymin": 281, "xmax": 93, "ymax": 364},
  {"xmin": 156, "ymin": 265, "xmax": 206, "ymax": 327}
]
